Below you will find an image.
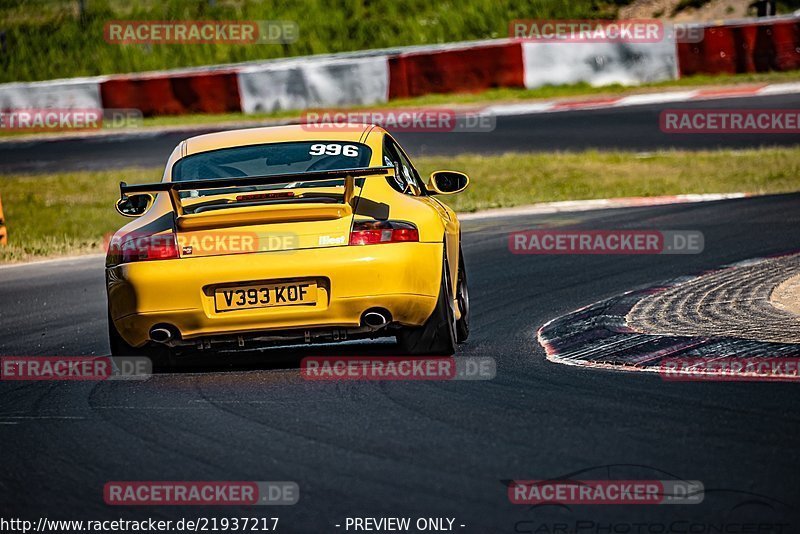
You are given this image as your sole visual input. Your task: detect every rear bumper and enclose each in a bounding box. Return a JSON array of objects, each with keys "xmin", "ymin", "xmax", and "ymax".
[{"xmin": 107, "ymin": 242, "xmax": 442, "ymax": 347}]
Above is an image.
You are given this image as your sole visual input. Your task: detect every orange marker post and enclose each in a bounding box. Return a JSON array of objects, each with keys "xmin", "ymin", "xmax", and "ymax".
[{"xmin": 0, "ymin": 193, "xmax": 7, "ymax": 245}]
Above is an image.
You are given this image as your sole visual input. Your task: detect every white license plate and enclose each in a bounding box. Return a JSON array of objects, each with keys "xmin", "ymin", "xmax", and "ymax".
[{"xmin": 215, "ymin": 281, "xmax": 318, "ymax": 311}]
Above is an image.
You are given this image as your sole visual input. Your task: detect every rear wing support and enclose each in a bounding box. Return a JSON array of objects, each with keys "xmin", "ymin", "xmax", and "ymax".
[{"xmin": 119, "ymin": 166, "xmax": 393, "ymax": 215}]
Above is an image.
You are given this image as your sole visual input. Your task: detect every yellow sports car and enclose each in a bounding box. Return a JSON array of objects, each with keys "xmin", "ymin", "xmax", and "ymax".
[{"xmin": 106, "ymin": 124, "xmax": 470, "ymax": 364}]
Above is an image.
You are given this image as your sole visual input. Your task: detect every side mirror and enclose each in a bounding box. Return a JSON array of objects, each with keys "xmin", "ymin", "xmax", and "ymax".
[
  {"xmin": 115, "ymin": 193, "xmax": 154, "ymax": 217},
  {"xmin": 427, "ymin": 171, "xmax": 469, "ymax": 195}
]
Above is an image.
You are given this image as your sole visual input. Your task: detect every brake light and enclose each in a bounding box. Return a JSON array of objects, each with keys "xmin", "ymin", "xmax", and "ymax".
[
  {"xmin": 236, "ymin": 192, "xmax": 295, "ymax": 202},
  {"xmin": 109, "ymin": 233, "xmax": 180, "ymax": 264},
  {"xmin": 349, "ymin": 221, "xmax": 419, "ymax": 245}
]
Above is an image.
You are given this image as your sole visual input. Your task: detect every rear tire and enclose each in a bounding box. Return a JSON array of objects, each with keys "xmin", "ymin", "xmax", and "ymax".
[
  {"xmin": 397, "ymin": 256, "xmax": 457, "ymax": 356},
  {"xmin": 455, "ymin": 249, "xmax": 470, "ymax": 343},
  {"xmin": 108, "ymin": 311, "xmax": 173, "ymax": 369}
]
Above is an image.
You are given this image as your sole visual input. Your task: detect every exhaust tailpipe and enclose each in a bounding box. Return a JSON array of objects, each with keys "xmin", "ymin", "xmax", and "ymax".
[
  {"xmin": 150, "ymin": 327, "xmax": 174, "ymax": 344},
  {"xmin": 362, "ymin": 310, "xmax": 390, "ymax": 329}
]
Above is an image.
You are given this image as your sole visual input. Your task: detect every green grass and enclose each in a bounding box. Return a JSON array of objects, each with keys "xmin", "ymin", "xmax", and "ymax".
[
  {"xmin": 2, "ymin": 0, "xmax": 629, "ymax": 83},
  {"xmin": 416, "ymin": 148, "xmax": 800, "ymax": 212},
  {"xmin": 1, "ymin": 147, "xmax": 799, "ymax": 263},
  {"xmin": 0, "ymin": 169, "xmax": 157, "ymax": 262}
]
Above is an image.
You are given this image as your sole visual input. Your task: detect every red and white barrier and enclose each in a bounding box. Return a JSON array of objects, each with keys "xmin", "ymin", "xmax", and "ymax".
[
  {"xmin": 237, "ymin": 56, "xmax": 389, "ymax": 114},
  {"xmin": 522, "ymin": 41, "xmax": 677, "ymax": 88},
  {"xmin": 0, "ymin": 77, "xmax": 103, "ymax": 110},
  {"xmin": 389, "ymin": 41, "xmax": 524, "ymax": 99},
  {"xmin": 100, "ymin": 69, "xmax": 242, "ymax": 116},
  {"xmin": 0, "ymin": 15, "xmax": 797, "ymax": 118},
  {"xmin": 678, "ymin": 15, "xmax": 800, "ymax": 76}
]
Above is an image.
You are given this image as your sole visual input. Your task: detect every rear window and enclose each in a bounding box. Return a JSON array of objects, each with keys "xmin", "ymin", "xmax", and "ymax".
[{"xmin": 173, "ymin": 141, "xmax": 372, "ymax": 182}]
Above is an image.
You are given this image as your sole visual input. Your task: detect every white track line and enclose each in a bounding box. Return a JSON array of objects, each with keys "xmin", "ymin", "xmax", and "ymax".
[
  {"xmin": 486, "ymin": 82, "xmax": 800, "ymax": 118},
  {"xmin": 459, "ymin": 192, "xmax": 746, "ymax": 220}
]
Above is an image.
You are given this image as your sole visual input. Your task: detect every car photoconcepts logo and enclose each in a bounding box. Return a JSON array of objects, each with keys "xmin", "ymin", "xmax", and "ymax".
[
  {"xmin": 660, "ymin": 357, "xmax": 800, "ymax": 382},
  {"xmin": 0, "ymin": 109, "xmax": 142, "ymax": 131},
  {"xmin": 300, "ymin": 109, "xmax": 496, "ymax": 133},
  {"xmin": 0, "ymin": 356, "xmax": 151, "ymax": 381},
  {"xmin": 661, "ymin": 109, "xmax": 800, "ymax": 134},
  {"xmin": 301, "ymin": 356, "xmax": 496, "ymax": 381},
  {"xmin": 103, "ymin": 481, "xmax": 298, "ymax": 505},
  {"xmin": 509, "ymin": 230, "xmax": 703, "ymax": 255},
  {"xmin": 103, "ymin": 21, "xmax": 298, "ymax": 44}
]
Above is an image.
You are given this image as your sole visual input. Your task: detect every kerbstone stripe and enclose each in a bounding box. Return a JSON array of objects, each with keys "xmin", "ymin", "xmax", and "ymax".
[
  {"xmin": 538, "ymin": 254, "xmax": 800, "ymax": 371},
  {"xmin": 628, "ymin": 254, "xmax": 800, "ymax": 344}
]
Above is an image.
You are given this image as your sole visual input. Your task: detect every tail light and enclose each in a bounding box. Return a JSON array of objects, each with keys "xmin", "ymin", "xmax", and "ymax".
[
  {"xmin": 349, "ymin": 220, "xmax": 419, "ymax": 245},
  {"xmin": 236, "ymin": 192, "xmax": 295, "ymax": 202},
  {"xmin": 108, "ymin": 232, "xmax": 179, "ymax": 264}
]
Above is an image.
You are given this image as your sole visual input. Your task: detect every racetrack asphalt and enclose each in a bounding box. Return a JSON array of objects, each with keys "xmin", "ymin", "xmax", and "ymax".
[
  {"xmin": 0, "ymin": 93, "xmax": 799, "ymax": 174},
  {"xmin": 1, "ymin": 193, "xmax": 799, "ymax": 530}
]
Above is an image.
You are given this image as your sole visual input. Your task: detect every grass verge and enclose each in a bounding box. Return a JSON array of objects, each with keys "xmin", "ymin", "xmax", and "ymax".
[{"xmin": 0, "ymin": 147, "xmax": 798, "ymax": 263}]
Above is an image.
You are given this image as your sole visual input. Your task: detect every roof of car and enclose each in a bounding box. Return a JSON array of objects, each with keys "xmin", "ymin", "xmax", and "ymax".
[{"xmin": 183, "ymin": 123, "xmax": 383, "ymax": 155}]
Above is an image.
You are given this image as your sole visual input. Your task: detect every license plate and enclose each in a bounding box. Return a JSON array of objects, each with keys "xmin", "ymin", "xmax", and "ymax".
[{"xmin": 214, "ymin": 281, "xmax": 318, "ymax": 312}]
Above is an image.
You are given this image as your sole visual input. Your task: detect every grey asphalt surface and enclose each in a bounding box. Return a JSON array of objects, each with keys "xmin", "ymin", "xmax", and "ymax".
[
  {"xmin": 0, "ymin": 93, "xmax": 799, "ymax": 174},
  {"xmin": 2, "ymin": 194, "xmax": 800, "ymax": 531}
]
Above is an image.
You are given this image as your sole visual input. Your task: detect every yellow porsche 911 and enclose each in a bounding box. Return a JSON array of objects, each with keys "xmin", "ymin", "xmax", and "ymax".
[{"xmin": 106, "ymin": 124, "xmax": 470, "ymax": 364}]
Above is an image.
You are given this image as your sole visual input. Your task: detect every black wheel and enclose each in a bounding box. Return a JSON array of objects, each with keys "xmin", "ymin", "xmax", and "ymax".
[
  {"xmin": 108, "ymin": 311, "xmax": 173, "ymax": 369},
  {"xmin": 455, "ymin": 248, "xmax": 470, "ymax": 343},
  {"xmin": 397, "ymin": 255, "xmax": 457, "ymax": 356}
]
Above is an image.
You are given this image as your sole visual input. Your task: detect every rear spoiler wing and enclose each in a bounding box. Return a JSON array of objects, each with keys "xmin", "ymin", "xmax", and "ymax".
[{"xmin": 119, "ymin": 166, "xmax": 393, "ymax": 215}]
